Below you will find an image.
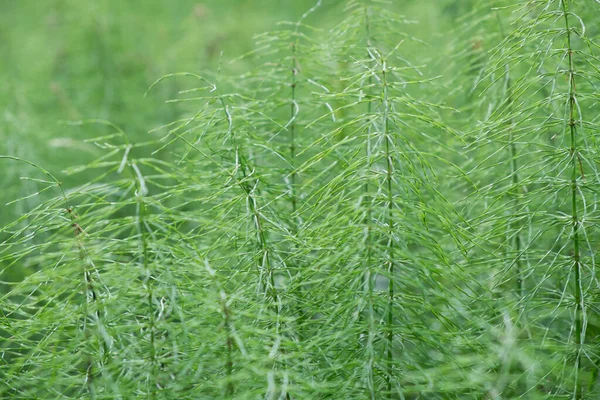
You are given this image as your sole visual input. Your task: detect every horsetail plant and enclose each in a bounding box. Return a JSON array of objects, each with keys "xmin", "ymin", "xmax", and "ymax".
[{"xmin": 1, "ymin": 1, "xmax": 600, "ymax": 399}]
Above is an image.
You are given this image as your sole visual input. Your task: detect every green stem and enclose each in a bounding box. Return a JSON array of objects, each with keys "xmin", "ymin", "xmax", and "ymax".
[
  {"xmin": 224, "ymin": 304, "xmax": 234, "ymax": 397},
  {"xmin": 561, "ymin": 2, "xmax": 583, "ymax": 398},
  {"xmin": 288, "ymin": 39, "xmax": 307, "ymax": 347},
  {"xmin": 363, "ymin": 7, "xmax": 376, "ymax": 400},
  {"xmin": 493, "ymin": 5, "xmax": 524, "ymax": 299},
  {"xmin": 135, "ymin": 176, "xmax": 157, "ymax": 399},
  {"xmin": 290, "ymin": 42, "xmax": 298, "ymax": 222},
  {"xmin": 382, "ymin": 58, "xmax": 395, "ymax": 399},
  {"xmin": 237, "ymin": 152, "xmax": 288, "ymax": 398}
]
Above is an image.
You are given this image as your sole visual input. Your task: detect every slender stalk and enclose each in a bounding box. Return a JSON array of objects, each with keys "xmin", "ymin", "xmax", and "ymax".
[
  {"xmin": 222, "ymin": 293, "xmax": 235, "ymax": 397},
  {"xmin": 381, "ymin": 57, "xmax": 395, "ymax": 399},
  {"xmin": 205, "ymin": 260, "xmax": 235, "ymax": 396},
  {"xmin": 237, "ymin": 151, "xmax": 288, "ymax": 398},
  {"xmin": 216, "ymin": 76, "xmax": 280, "ymax": 306},
  {"xmin": 287, "ymin": 0, "xmax": 321, "ymax": 230},
  {"xmin": 288, "ymin": 37, "xmax": 307, "ymax": 344},
  {"xmin": 493, "ymin": 4, "xmax": 524, "ymax": 299},
  {"xmin": 561, "ymin": 2, "xmax": 583, "ymax": 398},
  {"xmin": 239, "ymin": 159, "xmax": 277, "ymax": 303},
  {"xmin": 175, "ymin": 75, "xmax": 287, "ymax": 396},
  {"xmin": 72, "ymin": 210, "xmax": 105, "ymax": 400},
  {"xmin": 290, "ymin": 42, "xmax": 298, "ymax": 223},
  {"xmin": 363, "ymin": 7, "xmax": 376, "ymax": 400},
  {"xmin": 134, "ymin": 166, "xmax": 157, "ymax": 399}
]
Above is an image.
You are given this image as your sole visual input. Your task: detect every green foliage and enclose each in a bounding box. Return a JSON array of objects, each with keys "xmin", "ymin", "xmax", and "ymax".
[{"xmin": 1, "ymin": 0, "xmax": 600, "ymax": 398}]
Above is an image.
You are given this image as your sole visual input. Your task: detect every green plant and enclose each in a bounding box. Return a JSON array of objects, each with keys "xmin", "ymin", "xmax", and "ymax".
[{"xmin": 1, "ymin": 1, "xmax": 599, "ymax": 399}]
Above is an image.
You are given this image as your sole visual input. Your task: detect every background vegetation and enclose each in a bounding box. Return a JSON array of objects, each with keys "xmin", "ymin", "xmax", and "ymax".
[{"xmin": 1, "ymin": 0, "xmax": 599, "ymax": 398}]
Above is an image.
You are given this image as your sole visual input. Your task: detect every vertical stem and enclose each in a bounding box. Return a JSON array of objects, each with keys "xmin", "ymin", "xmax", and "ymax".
[
  {"xmin": 217, "ymin": 85, "xmax": 287, "ymax": 397},
  {"xmin": 493, "ymin": 5, "xmax": 524, "ymax": 299},
  {"xmin": 510, "ymin": 136, "xmax": 523, "ymax": 297},
  {"xmin": 80, "ymin": 247, "xmax": 97, "ymax": 400},
  {"xmin": 205, "ymin": 260, "xmax": 235, "ymax": 396},
  {"xmin": 288, "ymin": 39, "xmax": 307, "ymax": 345},
  {"xmin": 135, "ymin": 187, "xmax": 157, "ymax": 399},
  {"xmin": 290, "ymin": 42, "xmax": 298, "ymax": 223},
  {"xmin": 72, "ymin": 211, "xmax": 108, "ymax": 399},
  {"xmin": 561, "ymin": 2, "xmax": 583, "ymax": 398},
  {"xmin": 220, "ymin": 290, "xmax": 235, "ymax": 396},
  {"xmin": 363, "ymin": 7, "xmax": 376, "ymax": 400},
  {"xmin": 224, "ymin": 309, "xmax": 234, "ymax": 396},
  {"xmin": 237, "ymin": 154, "xmax": 288, "ymax": 398},
  {"xmin": 382, "ymin": 59, "xmax": 395, "ymax": 399}
]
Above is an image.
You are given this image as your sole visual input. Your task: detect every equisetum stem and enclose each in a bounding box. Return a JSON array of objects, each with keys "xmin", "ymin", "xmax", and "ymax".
[
  {"xmin": 363, "ymin": 6, "xmax": 376, "ymax": 400},
  {"xmin": 205, "ymin": 259, "xmax": 235, "ymax": 396},
  {"xmin": 382, "ymin": 58, "xmax": 395, "ymax": 399},
  {"xmin": 290, "ymin": 42, "xmax": 298, "ymax": 222},
  {"xmin": 561, "ymin": 1, "xmax": 583, "ymax": 398},
  {"xmin": 493, "ymin": 5, "xmax": 524, "ymax": 299},
  {"xmin": 224, "ymin": 302, "xmax": 234, "ymax": 396},
  {"xmin": 237, "ymin": 152, "xmax": 288, "ymax": 398},
  {"xmin": 135, "ymin": 188, "xmax": 157, "ymax": 399},
  {"xmin": 73, "ymin": 212, "xmax": 111, "ymax": 399},
  {"xmin": 288, "ymin": 38, "xmax": 307, "ymax": 346}
]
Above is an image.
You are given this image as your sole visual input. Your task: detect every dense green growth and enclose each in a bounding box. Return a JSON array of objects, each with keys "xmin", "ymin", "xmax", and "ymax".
[{"xmin": 1, "ymin": 0, "xmax": 599, "ymax": 398}]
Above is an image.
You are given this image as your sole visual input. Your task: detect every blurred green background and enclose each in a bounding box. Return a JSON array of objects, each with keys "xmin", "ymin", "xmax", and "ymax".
[
  {"xmin": 0, "ymin": 0, "xmax": 459, "ymax": 208},
  {"xmin": 1, "ymin": 1, "xmax": 330, "ymax": 161}
]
